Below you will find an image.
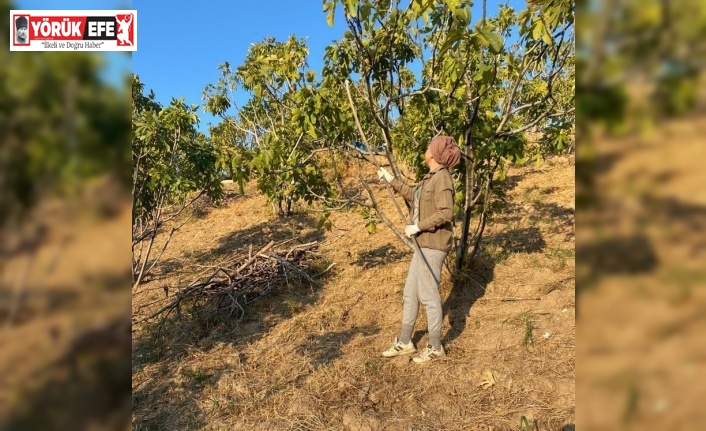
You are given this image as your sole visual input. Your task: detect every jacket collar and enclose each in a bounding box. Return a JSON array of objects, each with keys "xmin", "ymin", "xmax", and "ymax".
[{"xmin": 422, "ymin": 166, "xmax": 446, "ymax": 181}]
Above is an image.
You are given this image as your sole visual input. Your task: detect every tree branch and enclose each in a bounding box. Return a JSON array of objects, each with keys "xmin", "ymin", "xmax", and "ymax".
[
  {"xmin": 353, "ymin": 157, "xmax": 411, "ymax": 248},
  {"xmin": 269, "ymin": 148, "xmax": 330, "ymax": 174},
  {"xmin": 496, "ymin": 42, "xmax": 547, "ymax": 134}
]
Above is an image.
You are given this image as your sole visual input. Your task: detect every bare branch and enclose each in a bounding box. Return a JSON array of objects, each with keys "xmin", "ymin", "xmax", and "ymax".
[
  {"xmin": 353, "ymin": 157, "xmax": 412, "ymax": 248},
  {"xmin": 305, "ymin": 184, "xmax": 371, "ymax": 209},
  {"xmin": 496, "ymin": 42, "xmax": 547, "ymax": 134},
  {"xmin": 132, "ymin": 190, "xmax": 205, "ymax": 245},
  {"xmin": 287, "ymin": 132, "xmax": 305, "ymax": 160},
  {"xmin": 468, "ymin": 157, "xmax": 497, "ymax": 262},
  {"xmin": 508, "ymin": 100, "xmax": 545, "ymax": 117},
  {"xmin": 269, "ymin": 148, "xmax": 330, "ymax": 174},
  {"xmin": 140, "ymin": 209, "xmax": 195, "ymax": 281},
  {"xmin": 345, "ymin": 79, "xmax": 415, "ymax": 228},
  {"xmin": 383, "ymin": 87, "xmax": 452, "ymax": 112},
  {"xmin": 500, "ymin": 106, "xmax": 574, "ymax": 137},
  {"xmin": 133, "ymin": 233, "xmax": 155, "ymax": 289}
]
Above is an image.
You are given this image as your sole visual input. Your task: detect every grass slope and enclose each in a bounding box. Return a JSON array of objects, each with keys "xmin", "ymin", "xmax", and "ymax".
[{"xmin": 132, "ymin": 156, "xmax": 575, "ymax": 431}]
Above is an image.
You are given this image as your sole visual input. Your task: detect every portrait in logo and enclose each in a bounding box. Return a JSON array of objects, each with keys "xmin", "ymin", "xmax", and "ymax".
[
  {"xmin": 14, "ymin": 15, "xmax": 29, "ymax": 44},
  {"xmin": 115, "ymin": 13, "xmax": 134, "ymax": 46}
]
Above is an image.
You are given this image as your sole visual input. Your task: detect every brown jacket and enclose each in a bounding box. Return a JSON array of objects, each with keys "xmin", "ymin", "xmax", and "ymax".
[{"xmin": 390, "ymin": 167, "xmax": 454, "ymax": 253}]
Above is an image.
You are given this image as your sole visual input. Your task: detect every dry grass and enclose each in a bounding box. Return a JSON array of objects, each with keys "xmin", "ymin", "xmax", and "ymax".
[
  {"xmin": 132, "ymin": 157, "xmax": 575, "ymax": 431},
  {"xmin": 0, "ymin": 187, "xmax": 132, "ymax": 431},
  {"xmin": 577, "ymin": 118, "xmax": 706, "ymax": 430}
]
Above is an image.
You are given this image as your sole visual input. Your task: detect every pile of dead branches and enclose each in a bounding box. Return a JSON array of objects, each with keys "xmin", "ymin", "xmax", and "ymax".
[{"xmin": 143, "ymin": 239, "xmax": 335, "ymax": 325}]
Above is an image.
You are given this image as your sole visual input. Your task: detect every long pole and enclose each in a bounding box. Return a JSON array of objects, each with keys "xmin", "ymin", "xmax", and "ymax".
[
  {"xmin": 380, "ymin": 176, "xmax": 441, "ymax": 287},
  {"xmin": 344, "ymin": 80, "xmax": 441, "ymax": 287}
]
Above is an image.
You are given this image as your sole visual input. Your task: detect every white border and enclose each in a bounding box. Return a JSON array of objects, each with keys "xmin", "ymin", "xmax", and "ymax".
[{"xmin": 10, "ymin": 10, "xmax": 137, "ymax": 51}]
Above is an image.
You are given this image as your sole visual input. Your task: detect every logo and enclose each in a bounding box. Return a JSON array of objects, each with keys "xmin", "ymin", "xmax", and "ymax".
[{"xmin": 10, "ymin": 10, "xmax": 137, "ymax": 51}]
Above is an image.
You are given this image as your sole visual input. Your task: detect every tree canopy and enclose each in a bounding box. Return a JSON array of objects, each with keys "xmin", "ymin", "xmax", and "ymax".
[{"xmin": 201, "ymin": 0, "xmax": 575, "ymax": 270}]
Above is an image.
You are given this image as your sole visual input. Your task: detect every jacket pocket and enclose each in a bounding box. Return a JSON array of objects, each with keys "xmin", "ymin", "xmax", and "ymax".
[{"xmin": 422, "ymin": 188, "xmax": 434, "ymax": 202}]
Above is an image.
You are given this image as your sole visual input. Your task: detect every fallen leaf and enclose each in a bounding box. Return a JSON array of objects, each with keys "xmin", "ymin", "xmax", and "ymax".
[{"xmin": 478, "ymin": 370, "xmax": 496, "ymax": 389}]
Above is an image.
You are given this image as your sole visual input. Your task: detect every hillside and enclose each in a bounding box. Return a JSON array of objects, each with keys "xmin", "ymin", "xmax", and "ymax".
[
  {"xmin": 132, "ymin": 156, "xmax": 575, "ymax": 431},
  {"xmin": 0, "ymin": 193, "xmax": 132, "ymax": 431},
  {"xmin": 576, "ymin": 118, "xmax": 706, "ymax": 429}
]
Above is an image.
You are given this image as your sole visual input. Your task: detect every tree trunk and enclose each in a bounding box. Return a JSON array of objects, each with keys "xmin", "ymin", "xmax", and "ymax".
[
  {"xmin": 456, "ymin": 96, "xmax": 479, "ymax": 271},
  {"xmin": 133, "ymin": 231, "xmax": 156, "ymax": 289},
  {"xmin": 456, "ymin": 156, "xmax": 474, "ymax": 271}
]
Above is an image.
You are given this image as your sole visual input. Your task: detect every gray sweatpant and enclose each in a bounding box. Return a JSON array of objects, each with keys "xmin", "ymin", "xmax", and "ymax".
[{"xmin": 399, "ymin": 248, "xmax": 447, "ymax": 350}]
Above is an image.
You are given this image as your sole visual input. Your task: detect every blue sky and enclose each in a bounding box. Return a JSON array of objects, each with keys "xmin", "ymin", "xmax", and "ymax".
[
  {"xmin": 133, "ymin": 1, "xmax": 350, "ymax": 133},
  {"xmin": 127, "ymin": 1, "xmax": 524, "ymax": 134},
  {"xmin": 13, "ymin": 0, "xmax": 526, "ymax": 132}
]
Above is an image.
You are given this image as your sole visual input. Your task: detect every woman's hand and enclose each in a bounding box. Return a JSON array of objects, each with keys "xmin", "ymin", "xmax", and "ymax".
[
  {"xmin": 404, "ymin": 224, "xmax": 421, "ymax": 237},
  {"xmin": 377, "ymin": 167, "xmax": 394, "ymax": 183}
]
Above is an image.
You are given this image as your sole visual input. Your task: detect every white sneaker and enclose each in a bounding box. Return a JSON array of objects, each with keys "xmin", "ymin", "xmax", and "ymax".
[
  {"xmin": 412, "ymin": 344, "xmax": 446, "ymax": 363},
  {"xmin": 382, "ymin": 337, "xmax": 416, "ymax": 357}
]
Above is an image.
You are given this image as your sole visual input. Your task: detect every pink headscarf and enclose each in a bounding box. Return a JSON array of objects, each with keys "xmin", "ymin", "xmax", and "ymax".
[{"xmin": 429, "ymin": 136, "xmax": 461, "ymax": 169}]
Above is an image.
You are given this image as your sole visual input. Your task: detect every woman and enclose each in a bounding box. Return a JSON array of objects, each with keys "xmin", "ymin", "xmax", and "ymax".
[{"xmin": 377, "ymin": 136, "xmax": 461, "ymax": 363}]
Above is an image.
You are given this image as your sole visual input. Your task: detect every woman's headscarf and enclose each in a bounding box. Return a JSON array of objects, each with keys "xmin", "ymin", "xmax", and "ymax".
[{"xmin": 429, "ymin": 136, "xmax": 461, "ymax": 169}]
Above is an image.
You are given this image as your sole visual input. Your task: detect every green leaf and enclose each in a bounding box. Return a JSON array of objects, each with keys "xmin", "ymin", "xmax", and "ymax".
[
  {"xmin": 437, "ymin": 31, "xmax": 461, "ymax": 58},
  {"xmin": 326, "ymin": 2, "xmax": 336, "ymax": 27},
  {"xmin": 532, "ymin": 21, "xmax": 542, "ymax": 41},
  {"xmin": 317, "ymin": 213, "xmax": 329, "ymax": 230},
  {"xmin": 554, "ymin": 133, "xmax": 568, "ymax": 150},
  {"xmin": 479, "ymin": 28, "xmax": 503, "ymax": 54},
  {"xmin": 452, "ymin": 6, "xmax": 470, "ymax": 26},
  {"xmin": 541, "ymin": 24, "xmax": 553, "ymax": 45},
  {"xmin": 443, "ymin": 0, "xmax": 460, "ymax": 9},
  {"xmin": 345, "ymin": 0, "xmax": 357, "ymax": 18},
  {"xmin": 366, "ymin": 221, "xmax": 377, "ymax": 234},
  {"xmin": 308, "ymin": 122, "xmax": 318, "ymax": 139},
  {"xmin": 520, "ymin": 416, "xmax": 532, "ymax": 431},
  {"xmin": 360, "ymin": 2, "xmax": 370, "ymax": 21}
]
